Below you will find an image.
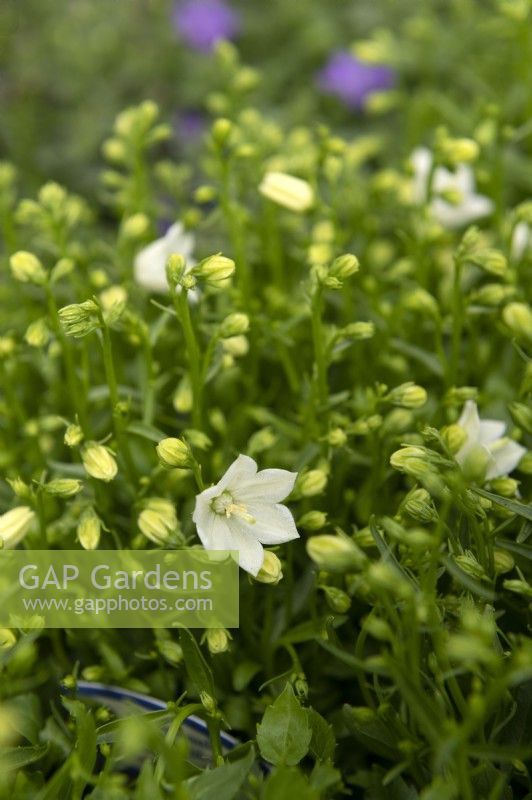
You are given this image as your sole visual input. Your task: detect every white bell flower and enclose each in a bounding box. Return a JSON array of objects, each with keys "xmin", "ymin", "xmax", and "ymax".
[
  {"xmin": 134, "ymin": 222, "xmax": 195, "ymax": 293},
  {"xmin": 193, "ymin": 454, "xmax": 299, "ymax": 576},
  {"xmin": 410, "ymin": 147, "xmax": 493, "ymax": 229},
  {"xmin": 455, "ymin": 400, "xmax": 526, "ymax": 481}
]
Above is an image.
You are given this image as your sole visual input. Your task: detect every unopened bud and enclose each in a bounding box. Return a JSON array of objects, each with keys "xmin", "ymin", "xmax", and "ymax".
[
  {"xmin": 503, "ymin": 302, "xmax": 532, "ymax": 343},
  {"xmin": 454, "ymin": 551, "xmax": 487, "ymax": 580},
  {"xmin": 156, "ymin": 437, "xmax": 192, "ymax": 469},
  {"xmin": 82, "ymin": 442, "xmax": 118, "ymax": 482},
  {"xmin": 341, "ymin": 321, "xmax": 375, "ymax": 340},
  {"xmin": 402, "ymin": 488, "xmax": 437, "ymax": 522},
  {"xmin": 329, "ymin": 253, "xmax": 360, "ymax": 280},
  {"xmin": 297, "ymin": 469, "xmax": 328, "ymax": 497},
  {"xmin": 219, "ymin": 313, "xmax": 249, "ymax": 338},
  {"xmin": 259, "ymin": 171, "xmax": 314, "ymax": 212},
  {"xmin": 206, "ymin": 628, "xmax": 231, "ymax": 654},
  {"xmin": 493, "ymin": 550, "xmax": 514, "ymax": 575},
  {"xmin": 44, "ymin": 479, "xmax": 83, "ymax": 498},
  {"xmin": 166, "ymin": 253, "xmax": 186, "ymax": 287},
  {"xmin": 25, "ymin": 318, "xmax": 49, "ymax": 348},
  {"xmin": 402, "ymin": 287, "xmax": 439, "ymax": 317},
  {"xmin": 388, "ymin": 382, "xmax": 427, "ymax": 408},
  {"xmin": 0, "ymin": 506, "xmax": 35, "ymax": 549},
  {"xmin": 489, "ymin": 477, "xmax": 519, "ymax": 497},
  {"xmin": 442, "ymin": 423, "xmax": 468, "ymax": 454},
  {"xmin": 10, "ymin": 251, "xmax": 47, "ymax": 285},
  {"xmin": 138, "ymin": 498, "xmax": 178, "ymax": 544},
  {"xmin": 78, "ymin": 508, "xmax": 101, "ymax": 550},
  {"xmin": 306, "ymin": 534, "xmax": 366, "ymax": 573},
  {"xmin": 158, "ymin": 639, "xmax": 183, "ymax": 666},
  {"xmin": 322, "ymin": 585, "xmax": 351, "ymax": 613},
  {"xmin": 298, "ymin": 510, "xmax": 327, "ymax": 530},
  {"xmin": 211, "ymin": 118, "xmax": 233, "ymax": 147},
  {"xmin": 122, "ymin": 213, "xmax": 150, "ymax": 239},
  {"xmin": 58, "ymin": 300, "xmax": 100, "ymax": 338},
  {"xmin": 255, "ymin": 551, "xmax": 283, "ymax": 585},
  {"xmin": 196, "ymin": 254, "xmax": 235, "ymax": 286},
  {"xmin": 64, "ymin": 424, "xmax": 84, "ymax": 447},
  {"xmin": 327, "ymin": 428, "xmax": 347, "ymax": 447},
  {"xmin": 438, "ymin": 137, "xmax": 479, "ymax": 165},
  {"xmin": 509, "ymin": 402, "xmax": 532, "ymax": 435},
  {"xmin": 173, "ymin": 374, "xmax": 193, "ymax": 414}
]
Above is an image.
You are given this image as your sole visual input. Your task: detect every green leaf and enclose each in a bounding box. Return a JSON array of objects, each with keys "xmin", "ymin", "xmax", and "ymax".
[
  {"xmin": 186, "ymin": 746, "xmax": 255, "ymax": 800},
  {"xmin": 232, "ymin": 660, "xmax": 261, "ymax": 692},
  {"xmin": 4, "ymin": 693, "xmax": 42, "ymax": 744},
  {"xmin": 127, "ymin": 421, "xmax": 167, "ymax": 442},
  {"xmin": 390, "ymin": 338, "xmax": 444, "ymax": 377},
  {"xmin": 179, "ymin": 627, "xmax": 215, "ymax": 699},
  {"xmin": 440, "ymin": 554, "xmax": 495, "ymax": 600},
  {"xmin": 263, "ymin": 766, "xmax": 320, "ymax": 799},
  {"xmin": 343, "ymin": 704, "xmax": 401, "ymax": 760},
  {"xmin": 495, "ymin": 538, "xmax": 532, "ymax": 560},
  {"xmin": 96, "ymin": 709, "xmax": 173, "ymax": 744},
  {"xmin": 307, "ymin": 708, "xmax": 335, "ymax": 762},
  {"xmin": 0, "ymin": 743, "xmax": 48, "ymax": 771},
  {"xmin": 474, "ymin": 488, "xmax": 532, "ymax": 522},
  {"xmin": 256, "ymin": 683, "xmax": 312, "ymax": 766}
]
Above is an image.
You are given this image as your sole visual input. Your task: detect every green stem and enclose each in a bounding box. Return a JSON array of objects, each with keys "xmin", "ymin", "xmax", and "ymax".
[
  {"xmin": 100, "ymin": 323, "xmax": 137, "ymax": 485},
  {"xmin": 264, "ymin": 201, "xmax": 284, "ymax": 287},
  {"xmin": 174, "ymin": 289, "xmax": 203, "ymax": 429},
  {"xmin": 46, "ymin": 287, "xmax": 89, "ymax": 433},
  {"xmin": 206, "ymin": 716, "xmax": 223, "ymax": 765},
  {"xmin": 142, "ymin": 334, "xmax": 156, "ymax": 424},
  {"xmin": 449, "ymin": 256, "xmax": 464, "ymax": 386},
  {"xmin": 310, "ymin": 285, "xmax": 328, "ymax": 408},
  {"xmin": 219, "ymin": 157, "xmax": 251, "ymax": 305}
]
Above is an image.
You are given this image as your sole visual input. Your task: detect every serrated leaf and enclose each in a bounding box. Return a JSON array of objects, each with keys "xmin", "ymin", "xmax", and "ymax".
[
  {"xmin": 263, "ymin": 766, "xmax": 320, "ymax": 799},
  {"xmin": 186, "ymin": 746, "xmax": 255, "ymax": 800},
  {"xmin": 307, "ymin": 708, "xmax": 335, "ymax": 762},
  {"xmin": 256, "ymin": 683, "xmax": 311, "ymax": 766}
]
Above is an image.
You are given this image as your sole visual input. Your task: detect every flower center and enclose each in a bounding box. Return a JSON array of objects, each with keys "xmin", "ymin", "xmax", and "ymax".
[{"xmin": 211, "ymin": 490, "xmax": 255, "ymax": 524}]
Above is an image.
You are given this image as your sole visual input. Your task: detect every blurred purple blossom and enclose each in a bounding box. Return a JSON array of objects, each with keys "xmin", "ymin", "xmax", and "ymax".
[
  {"xmin": 175, "ymin": 110, "xmax": 206, "ymax": 143},
  {"xmin": 318, "ymin": 50, "xmax": 395, "ymax": 109},
  {"xmin": 173, "ymin": 0, "xmax": 240, "ymax": 52}
]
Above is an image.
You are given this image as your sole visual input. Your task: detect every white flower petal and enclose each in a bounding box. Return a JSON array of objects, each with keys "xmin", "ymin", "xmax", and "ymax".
[
  {"xmin": 218, "ymin": 454, "xmax": 258, "ymax": 492},
  {"xmin": 225, "ymin": 520, "xmax": 265, "ymax": 575},
  {"xmin": 164, "ymin": 222, "xmax": 195, "ymax": 259},
  {"xmin": 134, "ymin": 238, "xmax": 169, "ymax": 292},
  {"xmin": 236, "ymin": 468, "xmax": 297, "ymax": 504},
  {"xmin": 485, "ymin": 439, "xmax": 527, "ymax": 480},
  {"xmin": 511, "ymin": 222, "xmax": 530, "ymax": 261},
  {"xmin": 478, "ymin": 419, "xmax": 506, "ymax": 446},
  {"xmin": 193, "ymin": 504, "xmax": 234, "ymax": 550},
  {"xmin": 244, "ymin": 502, "xmax": 299, "ymax": 545},
  {"xmin": 410, "ymin": 147, "xmax": 432, "ymax": 203}
]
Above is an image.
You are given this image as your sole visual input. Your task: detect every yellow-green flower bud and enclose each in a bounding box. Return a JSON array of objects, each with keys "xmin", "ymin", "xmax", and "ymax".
[
  {"xmin": 340, "ymin": 321, "xmax": 375, "ymax": 340},
  {"xmin": 327, "ymin": 428, "xmax": 347, "ymax": 447},
  {"xmin": 78, "ymin": 508, "xmax": 101, "ymax": 550},
  {"xmin": 306, "ymin": 534, "xmax": 366, "ymax": 573},
  {"xmin": 470, "ymin": 283, "xmax": 515, "ymax": 307},
  {"xmin": 297, "ymin": 469, "xmax": 328, "ymax": 497},
  {"xmin": 138, "ymin": 498, "xmax": 178, "ymax": 544},
  {"xmin": 211, "ymin": 118, "xmax": 233, "ymax": 147},
  {"xmin": 199, "ymin": 691, "xmax": 217, "ymax": 714},
  {"xmin": 0, "ymin": 336, "xmax": 16, "ymax": 359},
  {"xmin": 206, "ymin": 628, "xmax": 231, "ymax": 654},
  {"xmin": 329, "ymin": 253, "xmax": 360, "ymax": 280},
  {"xmin": 402, "ymin": 287, "xmax": 439, "ymax": 317},
  {"xmin": 503, "ymin": 579, "xmax": 532, "ymax": 598},
  {"xmin": 219, "ymin": 313, "xmax": 250, "ymax": 338},
  {"xmin": 102, "ymin": 137, "xmax": 127, "ymax": 163},
  {"xmin": 25, "ymin": 318, "xmax": 49, "ymax": 348},
  {"xmin": 7, "ymin": 477, "xmax": 32, "ymax": 501},
  {"xmin": 10, "ymin": 251, "xmax": 47, "ymax": 285},
  {"xmin": 247, "ymin": 426, "xmax": 277, "ymax": 455},
  {"xmin": 166, "ymin": 253, "xmax": 186, "ymax": 287},
  {"xmin": 0, "ymin": 506, "xmax": 35, "ymax": 549},
  {"xmin": 509, "ymin": 402, "xmax": 532, "ymax": 435},
  {"xmin": 388, "ymin": 382, "xmax": 427, "ymax": 409},
  {"xmin": 438, "ymin": 137, "xmax": 479, "ymax": 165},
  {"xmin": 82, "ymin": 442, "xmax": 118, "ymax": 482},
  {"xmin": 503, "ymin": 302, "xmax": 532, "ymax": 343},
  {"xmin": 173, "ymin": 374, "xmax": 193, "ymax": 414},
  {"xmin": 402, "ymin": 488, "xmax": 437, "ymax": 522},
  {"xmin": 184, "ymin": 429, "xmax": 212, "ymax": 451},
  {"xmin": 259, "ymin": 171, "xmax": 314, "ymax": 212},
  {"xmin": 122, "ymin": 213, "xmax": 150, "ymax": 240},
  {"xmin": 156, "ymin": 437, "xmax": 192, "ymax": 469},
  {"xmin": 442, "ymin": 424, "xmax": 468, "ymax": 454},
  {"xmin": 222, "ymin": 335, "xmax": 249, "ymax": 357},
  {"xmin": 493, "ymin": 549, "xmax": 514, "ymax": 575},
  {"xmin": 322, "ymin": 585, "xmax": 351, "ymax": 613},
  {"xmin": 518, "ymin": 452, "xmax": 532, "ymax": 474},
  {"xmin": 196, "ymin": 254, "xmax": 235, "ymax": 286},
  {"xmin": 298, "ymin": 511, "xmax": 327, "ymax": 531},
  {"xmin": 454, "ymin": 551, "xmax": 487, "ymax": 580},
  {"xmin": 58, "ymin": 300, "xmax": 100, "ymax": 338},
  {"xmin": 381, "ymin": 408, "xmax": 414, "ymax": 435},
  {"xmin": 194, "ymin": 185, "xmax": 217, "ymax": 204},
  {"xmin": 0, "ymin": 629, "xmax": 16, "ymax": 650},
  {"xmin": 157, "ymin": 638, "xmax": 183, "ymax": 666},
  {"xmin": 489, "ymin": 477, "xmax": 519, "ymax": 497},
  {"xmin": 255, "ymin": 550, "xmax": 283, "ymax": 584},
  {"xmin": 363, "ymin": 615, "xmax": 392, "ymax": 641},
  {"xmin": 64, "ymin": 424, "xmax": 84, "ymax": 447},
  {"xmin": 44, "ymin": 479, "xmax": 83, "ymax": 498},
  {"xmin": 470, "ymin": 249, "xmax": 508, "ymax": 277},
  {"xmin": 367, "ymin": 562, "xmax": 410, "ymax": 595}
]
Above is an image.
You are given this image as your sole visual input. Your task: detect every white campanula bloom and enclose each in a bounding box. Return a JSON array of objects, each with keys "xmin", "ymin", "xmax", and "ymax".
[
  {"xmin": 410, "ymin": 147, "xmax": 493, "ymax": 229},
  {"xmin": 134, "ymin": 222, "xmax": 195, "ymax": 293},
  {"xmin": 511, "ymin": 222, "xmax": 531, "ymax": 261},
  {"xmin": 455, "ymin": 400, "xmax": 526, "ymax": 481},
  {"xmin": 193, "ymin": 454, "xmax": 299, "ymax": 576}
]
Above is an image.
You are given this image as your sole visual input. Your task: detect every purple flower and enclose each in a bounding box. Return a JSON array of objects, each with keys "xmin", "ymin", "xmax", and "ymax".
[
  {"xmin": 318, "ymin": 50, "xmax": 395, "ymax": 110},
  {"xmin": 173, "ymin": 0, "xmax": 240, "ymax": 53}
]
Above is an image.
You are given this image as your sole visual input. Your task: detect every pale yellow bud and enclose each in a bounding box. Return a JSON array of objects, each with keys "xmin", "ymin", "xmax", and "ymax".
[
  {"xmin": 64, "ymin": 424, "xmax": 84, "ymax": 447},
  {"xmin": 341, "ymin": 321, "xmax": 375, "ymax": 340},
  {"xmin": 173, "ymin": 375, "xmax": 193, "ymax": 414},
  {"xmin": 78, "ymin": 508, "xmax": 101, "ymax": 550},
  {"xmin": 255, "ymin": 551, "xmax": 283, "ymax": 584},
  {"xmin": 44, "ymin": 479, "xmax": 83, "ymax": 498},
  {"xmin": 329, "ymin": 253, "xmax": 360, "ymax": 280},
  {"xmin": 10, "ymin": 251, "xmax": 47, "ymax": 285},
  {"xmin": 442, "ymin": 424, "xmax": 468, "ymax": 454},
  {"xmin": 138, "ymin": 498, "xmax": 178, "ymax": 544},
  {"xmin": 156, "ymin": 437, "xmax": 192, "ymax": 469},
  {"xmin": 82, "ymin": 443, "xmax": 118, "ymax": 482},
  {"xmin": 493, "ymin": 549, "xmax": 514, "ymax": 575},
  {"xmin": 503, "ymin": 302, "xmax": 532, "ymax": 343},
  {"xmin": 388, "ymin": 382, "xmax": 427, "ymax": 409},
  {"xmin": 259, "ymin": 171, "xmax": 314, "ymax": 212},
  {"xmin": 298, "ymin": 511, "xmax": 328, "ymax": 531},
  {"xmin": 222, "ymin": 335, "xmax": 249, "ymax": 357},
  {"xmin": 0, "ymin": 629, "xmax": 16, "ymax": 650},
  {"xmin": 206, "ymin": 628, "xmax": 231, "ymax": 654},
  {"xmin": 438, "ymin": 137, "xmax": 479, "ymax": 165},
  {"xmin": 25, "ymin": 318, "xmax": 49, "ymax": 348},
  {"xmin": 297, "ymin": 469, "xmax": 328, "ymax": 497},
  {"xmin": 158, "ymin": 639, "xmax": 183, "ymax": 666},
  {"xmin": 196, "ymin": 254, "xmax": 235, "ymax": 287},
  {"xmin": 219, "ymin": 313, "xmax": 249, "ymax": 338},
  {"xmin": 122, "ymin": 213, "xmax": 150, "ymax": 239},
  {"xmin": 0, "ymin": 506, "xmax": 35, "ymax": 549},
  {"xmin": 306, "ymin": 534, "xmax": 366, "ymax": 573},
  {"xmin": 327, "ymin": 428, "xmax": 347, "ymax": 447}
]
